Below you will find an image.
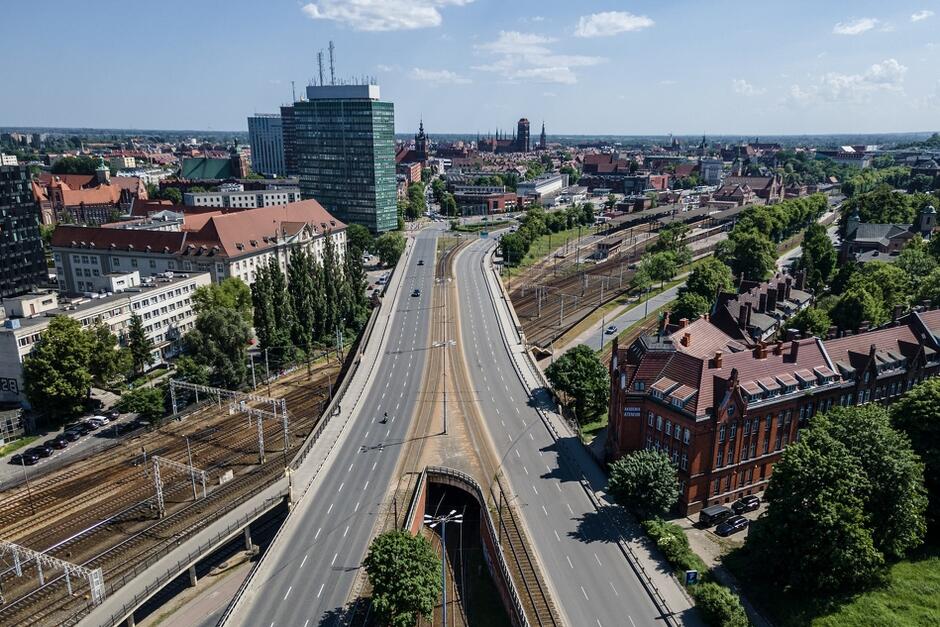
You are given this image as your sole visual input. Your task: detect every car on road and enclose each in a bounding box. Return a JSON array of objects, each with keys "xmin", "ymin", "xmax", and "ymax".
[
  {"xmin": 28, "ymin": 444, "xmax": 52, "ymax": 458},
  {"xmin": 731, "ymin": 495, "xmax": 760, "ymax": 515},
  {"xmin": 10, "ymin": 451, "xmax": 40, "ymax": 466},
  {"xmin": 715, "ymin": 515, "xmax": 749, "ymax": 537},
  {"xmin": 47, "ymin": 438, "xmax": 68, "ymax": 450},
  {"xmin": 411, "ymin": 289, "xmax": 421, "ymax": 297},
  {"xmin": 605, "ymin": 325, "xmax": 618, "ymax": 335},
  {"xmin": 417, "ymin": 259, "xmax": 424, "ymax": 266}
]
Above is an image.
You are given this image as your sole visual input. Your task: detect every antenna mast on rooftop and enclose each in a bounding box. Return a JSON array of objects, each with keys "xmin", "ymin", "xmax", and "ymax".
[
  {"xmin": 317, "ymin": 50, "xmax": 325, "ymax": 87},
  {"xmin": 291, "ymin": 80, "xmax": 296, "ymax": 103},
  {"xmin": 328, "ymin": 41, "xmax": 336, "ymax": 85}
]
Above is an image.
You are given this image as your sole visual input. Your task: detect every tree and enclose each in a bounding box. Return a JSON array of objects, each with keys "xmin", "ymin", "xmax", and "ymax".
[
  {"xmin": 87, "ymin": 324, "xmax": 131, "ymax": 387},
  {"xmin": 690, "ymin": 583, "xmax": 748, "ymax": 627},
  {"xmin": 430, "ymin": 178, "xmax": 446, "ymax": 203},
  {"xmin": 685, "ymin": 257, "xmax": 734, "ymax": 301},
  {"xmin": 406, "ymin": 182, "xmax": 426, "ymax": 220},
  {"xmin": 51, "ymin": 155, "xmax": 99, "ymax": 175},
  {"xmin": 918, "ymin": 267, "xmax": 940, "ymax": 306},
  {"xmin": 374, "ymin": 232, "xmax": 406, "ymax": 267},
  {"xmin": 891, "ymin": 379, "xmax": 940, "ymax": 531},
  {"xmin": 608, "ymin": 449, "xmax": 679, "ymax": 517},
  {"xmin": 897, "ymin": 236, "xmax": 937, "ymax": 292},
  {"xmin": 346, "ymin": 223, "xmax": 374, "ymax": 255},
  {"xmin": 116, "ymin": 385, "xmax": 165, "ymax": 422},
  {"xmin": 287, "ymin": 248, "xmax": 317, "ymax": 351},
  {"xmin": 746, "ymin": 428, "xmax": 884, "ymax": 592},
  {"xmin": 127, "ymin": 312, "xmax": 155, "ymax": 375},
  {"xmin": 192, "ymin": 277, "xmax": 252, "ymax": 325},
  {"xmin": 787, "ymin": 306, "xmax": 831, "ymax": 338},
  {"xmin": 641, "ymin": 251, "xmax": 678, "ymax": 288},
  {"xmin": 154, "ymin": 187, "xmax": 183, "ymax": 205},
  {"xmin": 672, "ymin": 292, "xmax": 711, "ymax": 322},
  {"xmin": 800, "ymin": 222, "xmax": 837, "ymax": 290},
  {"xmin": 22, "ymin": 317, "xmax": 92, "ymax": 420},
  {"xmin": 363, "ymin": 530, "xmax": 441, "ymax": 627},
  {"xmin": 441, "ymin": 192, "xmax": 457, "ymax": 217},
  {"xmin": 829, "ymin": 287, "xmax": 885, "ymax": 331},
  {"xmin": 851, "ymin": 261, "xmax": 913, "ymax": 315},
  {"xmin": 184, "ymin": 305, "xmax": 253, "ymax": 389},
  {"xmin": 499, "ymin": 232, "xmax": 527, "ymax": 266},
  {"xmin": 173, "ymin": 355, "xmax": 210, "ymax": 386},
  {"xmin": 544, "ymin": 344, "xmax": 609, "ymax": 424},
  {"xmin": 716, "ymin": 229, "xmax": 777, "ymax": 281}
]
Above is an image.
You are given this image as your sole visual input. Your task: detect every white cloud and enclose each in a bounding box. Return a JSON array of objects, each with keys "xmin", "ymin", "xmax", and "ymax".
[
  {"xmin": 788, "ymin": 58, "xmax": 908, "ymax": 105},
  {"xmin": 732, "ymin": 79, "xmax": 766, "ymax": 97},
  {"xmin": 575, "ymin": 11, "xmax": 654, "ymax": 38},
  {"xmin": 658, "ymin": 79, "xmax": 677, "ymax": 86},
  {"xmin": 376, "ymin": 64, "xmax": 400, "ymax": 72},
  {"xmin": 911, "ymin": 10, "xmax": 934, "ymax": 22},
  {"xmin": 473, "ymin": 31, "xmax": 604, "ymax": 84},
  {"xmin": 832, "ymin": 17, "xmax": 878, "ymax": 35},
  {"xmin": 301, "ymin": 0, "xmax": 473, "ymax": 32},
  {"xmin": 409, "ymin": 67, "xmax": 471, "ymax": 84}
]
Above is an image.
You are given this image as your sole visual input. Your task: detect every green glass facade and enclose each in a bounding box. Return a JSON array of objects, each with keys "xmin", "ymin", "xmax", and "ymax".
[
  {"xmin": 293, "ymin": 96, "xmax": 397, "ymax": 233},
  {"xmin": 0, "ymin": 165, "xmax": 46, "ymax": 298}
]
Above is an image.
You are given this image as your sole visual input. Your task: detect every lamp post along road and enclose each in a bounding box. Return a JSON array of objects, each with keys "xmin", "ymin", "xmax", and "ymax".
[{"xmin": 425, "ymin": 510, "xmax": 464, "ymax": 627}]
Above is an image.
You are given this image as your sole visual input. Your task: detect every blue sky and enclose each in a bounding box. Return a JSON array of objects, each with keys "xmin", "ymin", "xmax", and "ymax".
[{"xmin": 2, "ymin": 1, "xmax": 938, "ymax": 135}]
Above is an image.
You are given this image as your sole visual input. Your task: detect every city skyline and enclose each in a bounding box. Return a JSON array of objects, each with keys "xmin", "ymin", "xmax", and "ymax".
[{"xmin": 1, "ymin": 1, "xmax": 938, "ymax": 135}]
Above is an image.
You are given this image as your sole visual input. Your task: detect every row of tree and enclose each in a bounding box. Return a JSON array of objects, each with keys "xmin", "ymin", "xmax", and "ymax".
[{"xmin": 499, "ymin": 204, "xmax": 596, "ymax": 266}]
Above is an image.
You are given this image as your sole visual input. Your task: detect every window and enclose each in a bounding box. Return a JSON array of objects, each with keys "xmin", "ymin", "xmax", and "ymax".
[
  {"xmin": 727, "ymin": 447, "xmax": 734, "ymax": 464},
  {"xmin": 113, "ymin": 257, "xmax": 120, "ymax": 266},
  {"xmin": 674, "ymin": 425, "xmax": 680, "ymax": 440},
  {"xmin": 150, "ymin": 259, "xmax": 156, "ymax": 268},
  {"xmin": 749, "ymin": 441, "xmax": 757, "ymax": 458},
  {"xmin": 680, "ymin": 453, "xmax": 688, "ymax": 470},
  {"xmin": 646, "ymin": 435, "xmax": 653, "ymax": 449},
  {"xmin": 683, "ymin": 428, "xmax": 690, "ymax": 445},
  {"xmin": 656, "ymin": 415, "xmax": 663, "ymax": 431},
  {"xmin": 713, "ymin": 479, "xmax": 721, "ymax": 496},
  {"xmin": 775, "ymin": 433, "xmax": 783, "ymax": 451},
  {"xmin": 724, "ymin": 475, "xmax": 731, "ymax": 492},
  {"xmin": 743, "ymin": 420, "xmax": 750, "ymax": 436},
  {"xmin": 647, "ymin": 411, "xmax": 654, "ymax": 427},
  {"xmin": 765, "ymin": 415, "xmax": 772, "ymax": 432},
  {"xmin": 763, "ymin": 435, "xmax": 771, "ymax": 454},
  {"xmin": 777, "ymin": 413, "xmax": 784, "ymax": 428},
  {"xmin": 730, "ymin": 421, "xmax": 737, "ymax": 439},
  {"xmin": 752, "ymin": 417, "xmax": 760, "ymax": 434},
  {"xmin": 665, "ymin": 420, "xmax": 672, "ymax": 436},
  {"xmin": 784, "ymin": 411, "xmax": 791, "ymax": 426},
  {"xmin": 718, "ymin": 424, "xmax": 726, "ymax": 442},
  {"xmin": 73, "ymin": 255, "xmax": 80, "ymax": 262},
  {"xmin": 716, "ymin": 450, "xmax": 724, "ymax": 467},
  {"xmin": 81, "ymin": 255, "xmax": 88, "ymax": 263}
]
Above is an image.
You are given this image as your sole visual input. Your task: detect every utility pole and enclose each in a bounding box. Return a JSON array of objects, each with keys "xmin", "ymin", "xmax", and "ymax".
[{"xmin": 185, "ymin": 437, "xmax": 197, "ymax": 501}]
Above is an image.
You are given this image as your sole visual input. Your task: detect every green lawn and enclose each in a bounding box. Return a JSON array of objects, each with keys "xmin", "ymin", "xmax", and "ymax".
[
  {"xmin": 505, "ymin": 224, "xmax": 594, "ymax": 274},
  {"xmin": 580, "ymin": 412, "xmax": 608, "ymax": 443},
  {"xmin": 453, "ymin": 220, "xmax": 511, "ymax": 233},
  {"xmin": 723, "ymin": 545, "xmax": 940, "ymax": 627},
  {"xmin": 0, "ymin": 436, "xmax": 39, "ymax": 457}
]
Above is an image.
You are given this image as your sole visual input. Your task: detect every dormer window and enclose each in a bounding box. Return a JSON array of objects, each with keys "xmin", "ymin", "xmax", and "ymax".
[{"xmin": 634, "ymin": 381, "xmax": 645, "ymax": 391}]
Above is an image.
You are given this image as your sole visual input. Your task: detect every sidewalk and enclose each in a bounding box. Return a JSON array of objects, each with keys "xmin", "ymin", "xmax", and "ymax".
[{"xmin": 477, "ymin": 243, "xmax": 700, "ymax": 625}]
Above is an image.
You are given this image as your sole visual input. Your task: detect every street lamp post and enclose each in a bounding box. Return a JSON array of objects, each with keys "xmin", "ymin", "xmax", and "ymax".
[{"xmin": 425, "ymin": 510, "xmax": 464, "ymax": 627}]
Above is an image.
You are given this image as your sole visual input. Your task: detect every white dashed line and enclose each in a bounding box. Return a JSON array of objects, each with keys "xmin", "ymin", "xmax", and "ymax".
[
  {"xmin": 317, "ymin": 583, "xmax": 325, "ymax": 598},
  {"xmin": 330, "ymin": 553, "xmax": 338, "ymax": 566},
  {"xmin": 283, "ymin": 586, "xmax": 292, "ymax": 600},
  {"xmin": 609, "ymin": 581, "xmax": 620, "ymax": 597},
  {"xmin": 300, "ymin": 554, "xmax": 308, "ymax": 568}
]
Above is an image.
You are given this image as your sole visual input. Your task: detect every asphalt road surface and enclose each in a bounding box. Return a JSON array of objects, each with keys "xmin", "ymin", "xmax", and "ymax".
[
  {"xmin": 455, "ymin": 237, "xmax": 665, "ymax": 627},
  {"xmin": 237, "ymin": 229, "xmax": 439, "ymax": 627}
]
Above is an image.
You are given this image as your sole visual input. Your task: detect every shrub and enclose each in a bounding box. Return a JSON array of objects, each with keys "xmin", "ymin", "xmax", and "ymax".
[
  {"xmin": 643, "ymin": 519, "xmax": 708, "ymax": 574},
  {"xmin": 690, "ymin": 582, "xmax": 749, "ymax": 627}
]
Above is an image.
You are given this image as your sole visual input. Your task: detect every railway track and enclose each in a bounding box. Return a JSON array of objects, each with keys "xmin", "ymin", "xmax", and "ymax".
[{"xmin": 0, "ymin": 365, "xmax": 338, "ymax": 626}]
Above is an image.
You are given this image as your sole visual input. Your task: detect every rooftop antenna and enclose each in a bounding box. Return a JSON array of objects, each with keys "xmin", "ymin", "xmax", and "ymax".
[
  {"xmin": 329, "ymin": 40, "xmax": 336, "ymax": 86},
  {"xmin": 317, "ymin": 50, "xmax": 325, "ymax": 87},
  {"xmin": 291, "ymin": 80, "xmax": 296, "ymax": 103}
]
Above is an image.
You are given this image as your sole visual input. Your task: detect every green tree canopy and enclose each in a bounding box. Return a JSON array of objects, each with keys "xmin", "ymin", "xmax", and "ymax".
[
  {"xmin": 154, "ymin": 187, "xmax": 183, "ymax": 205},
  {"xmin": 346, "ymin": 223, "xmax": 374, "ymax": 255},
  {"xmin": 173, "ymin": 355, "xmax": 210, "ymax": 386},
  {"xmin": 608, "ymin": 449, "xmax": 679, "ymax": 518},
  {"xmin": 406, "ymin": 182, "xmax": 426, "ymax": 220},
  {"xmin": 829, "ymin": 287, "xmax": 885, "ymax": 331},
  {"xmin": 184, "ymin": 306, "xmax": 252, "ymax": 389},
  {"xmin": 87, "ymin": 324, "xmax": 131, "ymax": 387},
  {"xmin": 841, "ymin": 184, "xmax": 915, "ymax": 226},
  {"xmin": 544, "ymin": 344, "xmax": 609, "ymax": 424},
  {"xmin": 375, "ymin": 232, "xmax": 407, "ymax": 267},
  {"xmin": 127, "ymin": 312, "xmax": 155, "ymax": 375},
  {"xmin": 918, "ymin": 267, "xmax": 940, "ymax": 306},
  {"xmin": 192, "ymin": 277, "xmax": 252, "ymax": 324},
  {"xmin": 684, "ymin": 257, "xmax": 734, "ymax": 302},
  {"xmin": 891, "ymin": 379, "xmax": 940, "ymax": 531},
  {"xmin": 363, "ymin": 530, "xmax": 441, "ymax": 627},
  {"xmin": 690, "ymin": 582, "xmax": 749, "ymax": 627},
  {"xmin": 897, "ymin": 236, "xmax": 937, "ymax": 292},
  {"xmin": 441, "ymin": 192, "xmax": 458, "ymax": 217},
  {"xmin": 787, "ymin": 306, "xmax": 831, "ymax": 338},
  {"xmin": 716, "ymin": 229, "xmax": 777, "ymax": 282},
  {"xmin": 799, "ymin": 222, "xmax": 837, "ymax": 291},
  {"xmin": 22, "ymin": 317, "xmax": 92, "ymax": 420},
  {"xmin": 51, "ymin": 155, "xmax": 100, "ymax": 175},
  {"xmin": 672, "ymin": 292, "xmax": 711, "ymax": 323},
  {"xmin": 116, "ymin": 385, "xmax": 165, "ymax": 422},
  {"xmin": 640, "ymin": 251, "xmax": 678, "ymax": 288}
]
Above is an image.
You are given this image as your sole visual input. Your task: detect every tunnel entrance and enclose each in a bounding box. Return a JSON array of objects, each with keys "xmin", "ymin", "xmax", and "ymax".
[{"xmin": 423, "ymin": 481, "xmax": 512, "ymax": 627}]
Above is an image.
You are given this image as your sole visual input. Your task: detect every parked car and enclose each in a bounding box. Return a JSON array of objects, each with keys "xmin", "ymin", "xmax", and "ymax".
[
  {"xmin": 47, "ymin": 438, "xmax": 68, "ymax": 450},
  {"xmin": 28, "ymin": 444, "xmax": 52, "ymax": 458},
  {"xmin": 92, "ymin": 414, "xmax": 110, "ymax": 424},
  {"xmin": 605, "ymin": 325, "xmax": 618, "ymax": 335},
  {"xmin": 731, "ymin": 495, "xmax": 761, "ymax": 515},
  {"xmin": 412, "ymin": 289, "xmax": 421, "ymax": 297},
  {"xmin": 10, "ymin": 451, "xmax": 40, "ymax": 466},
  {"xmin": 698, "ymin": 504, "xmax": 734, "ymax": 527},
  {"xmin": 715, "ymin": 515, "xmax": 750, "ymax": 537},
  {"xmin": 60, "ymin": 430, "xmax": 81, "ymax": 442}
]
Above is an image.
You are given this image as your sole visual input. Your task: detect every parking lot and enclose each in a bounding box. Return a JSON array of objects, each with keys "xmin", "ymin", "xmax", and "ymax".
[
  {"xmin": 0, "ymin": 412, "xmax": 141, "ymax": 488},
  {"xmin": 672, "ymin": 495, "xmax": 768, "ymax": 569}
]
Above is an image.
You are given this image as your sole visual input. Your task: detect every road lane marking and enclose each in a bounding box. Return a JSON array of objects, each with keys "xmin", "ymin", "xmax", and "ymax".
[
  {"xmin": 515, "ymin": 449, "xmax": 520, "ymax": 458},
  {"xmin": 542, "ymin": 505, "xmax": 548, "ymax": 516},
  {"xmin": 365, "ymin": 431, "xmax": 370, "ymax": 438},
  {"xmin": 529, "ymin": 433, "xmax": 534, "ymax": 440},
  {"xmin": 566, "ymin": 503, "xmax": 574, "ymax": 515},
  {"xmin": 304, "ymin": 621, "xmax": 309, "ymax": 627},
  {"xmin": 348, "ymin": 463, "xmax": 354, "ymax": 473},
  {"xmin": 283, "ymin": 586, "xmax": 292, "ymax": 600},
  {"xmin": 629, "ymin": 616, "xmax": 636, "ymax": 627},
  {"xmin": 363, "ymin": 480, "xmax": 369, "ymax": 491},
  {"xmin": 372, "ymin": 461, "xmax": 377, "ymax": 471},
  {"xmin": 566, "ymin": 555, "xmax": 574, "ymax": 568},
  {"xmin": 314, "ymin": 528, "xmax": 321, "ymax": 540},
  {"xmin": 594, "ymin": 552, "xmax": 602, "ymax": 566},
  {"xmin": 300, "ymin": 554, "xmax": 308, "ymax": 568},
  {"xmin": 532, "ymin": 485, "xmax": 538, "ymax": 495},
  {"xmin": 331, "ymin": 553, "xmax": 338, "ymax": 566},
  {"xmin": 338, "ymin": 482, "xmax": 344, "ymax": 493},
  {"xmin": 343, "ymin": 525, "xmax": 350, "ymax": 538},
  {"xmin": 317, "ymin": 583, "xmax": 325, "ymax": 598},
  {"xmin": 609, "ymin": 581, "xmax": 620, "ymax": 597},
  {"xmin": 355, "ymin": 501, "xmax": 360, "ymax": 512},
  {"xmin": 580, "ymin": 585, "xmax": 589, "ymax": 600},
  {"xmin": 327, "ymin": 503, "xmax": 334, "ymax": 514},
  {"xmin": 554, "ymin": 530, "xmax": 560, "ymax": 541},
  {"xmin": 522, "ymin": 465, "xmax": 528, "ymax": 475}
]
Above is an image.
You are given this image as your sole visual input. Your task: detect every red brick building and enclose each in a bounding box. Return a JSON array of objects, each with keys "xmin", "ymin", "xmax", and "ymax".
[{"xmin": 607, "ymin": 310, "xmax": 940, "ymax": 514}]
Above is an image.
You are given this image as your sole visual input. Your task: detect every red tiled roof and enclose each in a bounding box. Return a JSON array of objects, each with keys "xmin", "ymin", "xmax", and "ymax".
[
  {"xmin": 50, "ymin": 224, "xmax": 188, "ymax": 253},
  {"xmin": 823, "ymin": 324, "xmax": 921, "ymax": 369}
]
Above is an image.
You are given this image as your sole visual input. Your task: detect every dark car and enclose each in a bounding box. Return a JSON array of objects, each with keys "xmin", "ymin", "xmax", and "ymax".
[
  {"xmin": 61, "ymin": 430, "xmax": 81, "ymax": 442},
  {"xmin": 715, "ymin": 515, "xmax": 750, "ymax": 537},
  {"xmin": 411, "ymin": 289, "xmax": 421, "ymax": 297},
  {"xmin": 48, "ymin": 438, "xmax": 68, "ymax": 450},
  {"xmin": 417, "ymin": 259, "xmax": 424, "ymax": 266},
  {"xmin": 698, "ymin": 504, "xmax": 734, "ymax": 527},
  {"xmin": 106, "ymin": 409, "xmax": 121, "ymax": 420},
  {"xmin": 731, "ymin": 495, "xmax": 761, "ymax": 515},
  {"xmin": 28, "ymin": 444, "xmax": 52, "ymax": 458},
  {"xmin": 10, "ymin": 451, "xmax": 40, "ymax": 466}
]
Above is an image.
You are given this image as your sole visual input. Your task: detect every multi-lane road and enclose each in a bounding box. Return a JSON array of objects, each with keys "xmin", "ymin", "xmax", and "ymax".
[
  {"xmin": 454, "ymin": 236, "xmax": 667, "ymax": 627},
  {"xmin": 235, "ymin": 229, "xmax": 439, "ymax": 626}
]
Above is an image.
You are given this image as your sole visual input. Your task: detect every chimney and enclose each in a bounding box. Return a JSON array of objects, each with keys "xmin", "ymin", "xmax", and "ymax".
[
  {"xmin": 785, "ymin": 328, "xmax": 799, "ymax": 341},
  {"xmin": 790, "ymin": 339, "xmax": 800, "ymax": 360},
  {"xmin": 893, "ymin": 304, "xmax": 904, "ymax": 323},
  {"xmin": 767, "ymin": 287, "xmax": 778, "ymax": 312},
  {"xmin": 680, "ymin": 317, "xmax": 689, "ymax": 328},
  {"xmin": 773, "ymin": 341, "xmax": 783, "ymax": 355},
  {"xmin": 777, "ymin": 281, "xmax": 787, "ymax": 302},
  {"xmin": 738, "ymin": 304, "xmax": 748, "ymax": 329},
  {"xmin": 681, "ymin": 332, "xmax": 691, "ymax": 347},
  {"xmin": 795, "ymin": 269, "xmax": 807, "ymax": 290},
  {"xmin": 714, "ymin": 351, "xmax": 723, "ymax": 368},
  {"xmin": 755, "ymin": 342, "xmax": 768, "ymax": 359},
  {"xmin": 758, "ymin": 292, "xmax": 767, "ymax": 313},
  {"xmin": 745, "ymin": 301, "xmax": 752, "ymax": 328}
]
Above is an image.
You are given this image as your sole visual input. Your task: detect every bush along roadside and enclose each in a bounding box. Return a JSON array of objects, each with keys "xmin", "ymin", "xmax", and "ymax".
[{"xmin": 642, "ymin": 519, "xmax": 749, "ymax": 627}]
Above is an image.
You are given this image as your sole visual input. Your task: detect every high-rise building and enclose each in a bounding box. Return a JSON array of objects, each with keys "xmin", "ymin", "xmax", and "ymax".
[
  {"xmin": 247, "ymin": 114, "xmax": 286, "ymax": 177},
  {"xmin": 288, "ymin": 84, "xmax": 397, "ymax": 233},
  {"xmin": 517, "ymin": 118, "xmax": 531, "ymax": 153},
  {"xmin": 0, "ymin": 165, "xmax": 47, "ymax": 298},
  {"xmin": 280, "ymin": 105, "xmax": 297, "ymax": 177}
]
